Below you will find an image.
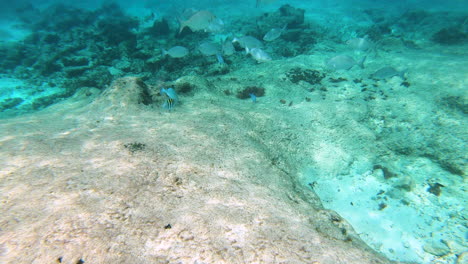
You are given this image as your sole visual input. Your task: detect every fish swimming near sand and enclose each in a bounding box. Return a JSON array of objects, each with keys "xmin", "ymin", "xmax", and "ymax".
[
  {"xmin": 249, "ymin": 93, "xmax": 257, "ymax": 103},
  {"xmin": 222, "ymin": 38, "xmax": 235, "ymax": 56},
  {"xmin": 246, "ymin": 47, "xmax": 272, "ymax": 62},
  {"xmin": 161, "ymin": 88, "xmax": 179, "ymax": 110},
  {"xmin": 263, "ymin": 25, "xmax": 287, "ymax": 42},
  {"xmin": 232, "ymin": 36, "xmax": 263, "ymax": 50},
  {"xmin": 326, "ymin": 55, "xmax": 366, "ymax": 70},
  {"xmin": 198, "ymin": 41, "xmax": 225, "ymax": 64},
  {"xmin": 346, "ymin": 36, "xmax": 373, "ymax": 51},
  {"xmin": 370, "ymin": 67, "xmax": 407, "ymax": 80},
  {"xmin": 178, "ymin": 10, "xmax": 221, "ymax": 33},
  {"xmin": 162, "ymin": 46, "xmax": 189, "ymax": 58},
  {"xmin": 198, "ymin": 41, "xmax": 221, "ymax": 56},
  {"xmin": 205, "ymin": 18, "xmax": 224, "ymax": 33}
]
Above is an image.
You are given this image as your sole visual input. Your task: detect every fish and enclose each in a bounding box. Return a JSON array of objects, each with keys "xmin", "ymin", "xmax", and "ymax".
[
  {"xmin": 216, "ymin": 54, "xmax": 225, "ymax": 64},
  {"xmin": 326, "ymin": 55, "xmax": 366, "ymax": 70},
  {"xmin": 162, "ymin": 46, "xmax": 189, "ymax": 58},
  {"xmin": 199, "ymin": 41, "xmax": 225, "ymax": 64},
  {"xmin": 198, "ymin": 41, "xmax": 221, "ymax": 56},
  {"xmin": 263, "ymin": 25, "xmax": 287, "ymax": 42},
  {"xmin": 222, "ymin": 38, "xmax": 235, "ymax": 56},
  {"xmin": 161, "ymin": 88, "xmax": 179, "ymax": 110},
  {"xmin": 346, "ymin": 36, "xmax": 373, "ymax": 51},
  {"xmin": 246, "ymin": 47, "xmax": 272, "ymax": 62},
  {"xmin": 249, "ymin": 93, "xmax": 257, "ymax": 103},
  {"xmin": 370, "ymin": 67, "xmax": 407, "ymax": 80},
  {"xmin": 205, "ymin": 18, "xmax": 224, "ymax": 33},
  {"xmin": 232, "ymin": 36, "xmax": 263, "ymax": 50},
  {"xmin": 178, "ymin": 10, "xmax": 221, "ymax": 33},
  {"xmin": 163, "ymin": 97, "xmax": 176, "ymax": 110}
]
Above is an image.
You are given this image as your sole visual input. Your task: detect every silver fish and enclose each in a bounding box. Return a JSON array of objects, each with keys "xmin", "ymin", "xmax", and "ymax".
[
  {"xmin": 326, "ymin": 55, "xmax": 366, "ymax": 70},
  {"xmin": 370, "ymin": 67, "xmax": 406, "ymax": 80},
  {"xmin": 263, "ymin": 25, "xmax": 287, "ymax": 42},
  {"xmin": 222, "ymin": 39, "xmax": 235, "ymax": 56},
  {"xmin": 163, "ymin": 46, "xmax": 189, "ymax": 58},
  {"xmin": 178, "ymin": 10, "xmax": 220, "ymax": 33},
  {"xmin": 232, "ymin": 36, "xmax": 263, "ymax": 50},
  {"xmin": 346, "ymin": 36, "xmax": 373, "ymax": 51},
  {"xmin": 206, "ymin": 18, "xmax": 224, "ymax": 33},
  {"xmin": 247, "ymin": 47, "xmax": 271, "ymax": 62},
  {"xmin": 198, "ymin": 42, "xmax": 221, "ymax": 56}
]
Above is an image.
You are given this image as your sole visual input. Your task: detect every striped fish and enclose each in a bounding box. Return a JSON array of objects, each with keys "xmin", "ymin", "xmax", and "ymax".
[
  {"xmin": 161, "ymin": 87, "xmax": 179, "ymax": 110},
  {"xmin": 163, "ymin": 97, "xmax": 176, "ymax": 110}
]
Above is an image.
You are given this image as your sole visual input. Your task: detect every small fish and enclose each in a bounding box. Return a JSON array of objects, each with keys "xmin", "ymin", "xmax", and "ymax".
[
  {"xmin": 232, "ymin": 36, "xmax": 263, "ymax": 50},
  {"xmin": 178, "ymin": 10, "xmax": 220, "ymax": 33},
  {"xmin": 246, "ymin": 47, "xmax": 272, "ymax": 62},
  {"xmin": 370, "ymin": 67, "xmax": 407, "ymax": 80},
  {"xmin": 326, "ymin": 55, "xmax": 366, "ymax": 70},
  {"xmin": 163, "ymin": 97, "xmax": 176, "ymax": 110},
  {"xmin": 216, "ymin": 54, "xmax": 225, "ymax": 64},
  {"xmin": 163, "ymin": 46, "xmax": 189, "ymax": 58},
  {"xmin": 346, "ymin": 36, "xmax": 373, "ymax": 51},
  {"xmin": 249, "ymin": 93, "xmax": 257, "ymax": 103},
  {"xmin": 161, "ymin": 88, "xmax": 179, "ymax": 110},
  {"xmin": 263, "ymin": 25, "xmax": 287, "ymax": 42}
]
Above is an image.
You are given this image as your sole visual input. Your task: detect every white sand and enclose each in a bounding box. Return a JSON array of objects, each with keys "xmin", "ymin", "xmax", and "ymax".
[{"xmin": 0, "ymin": 77, "xmax": 397, "ymax": 263}]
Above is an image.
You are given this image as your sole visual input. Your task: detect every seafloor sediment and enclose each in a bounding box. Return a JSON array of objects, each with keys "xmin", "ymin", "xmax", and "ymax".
[{"xmin": 1, "ymin": 77, "xmax": 399, "ymax": 264}]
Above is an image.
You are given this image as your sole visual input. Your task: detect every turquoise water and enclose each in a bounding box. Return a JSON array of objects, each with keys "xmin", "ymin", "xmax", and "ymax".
[{"xmin": 0, "ymin": 1, "xmax": 466, "ymax": 263}]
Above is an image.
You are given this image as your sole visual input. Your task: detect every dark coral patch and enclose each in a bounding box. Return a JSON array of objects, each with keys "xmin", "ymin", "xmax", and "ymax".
[
  {"xmin": 237, "ymin": 86, "xmax": 265, "ymax": 99},
  {"xmin": 286, "ymin": 68, "xmax": 325, "ymax": 85}
]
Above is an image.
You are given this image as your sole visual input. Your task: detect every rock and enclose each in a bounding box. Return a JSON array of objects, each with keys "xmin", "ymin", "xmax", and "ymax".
[
  {"xmin": 279, "ymin": 4, "xmax": 305, "ymax": 27},
  {"xmin": 149, "ymin": 18, "xmax": 170, "ymax": 36},
  {"xmin": 62, "ymin": 56, "xmax": 89, "ymax": 67},
  {"xmin": 423, "ymin": 240, "xmax": 450, "ymax": 256},
  {"xmin": 0, "ymin": 98, "xmax": 24, "ymax": 111},
  {"xmin": 431, "ymin": 27, "xmax": 468, "ymax": 45},
  {"xmin": 457, "ymin": 251, "xmax": 468, "ymax": 264},
  {"xmin": 93, "ymin": 77, "xmax": 153, "ymax": 111}
]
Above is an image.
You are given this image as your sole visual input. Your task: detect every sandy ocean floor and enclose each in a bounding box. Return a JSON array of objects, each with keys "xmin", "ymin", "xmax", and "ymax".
[
  {"xmin": 0, "ymin": 75, "xmax": 399, "ymax": 264},
  {"xmin": 0, "ymin": 1, "xmax": 467, "ymax": 263},
  {"xmin": 1, "ymin": 40, "xmax": 467, "ymax": 263}
]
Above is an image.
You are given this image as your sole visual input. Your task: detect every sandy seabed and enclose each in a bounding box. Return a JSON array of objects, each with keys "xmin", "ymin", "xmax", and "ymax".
[{"xmin": 0, "ymin": 41, "xmax": 466, "ymax": 264}]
